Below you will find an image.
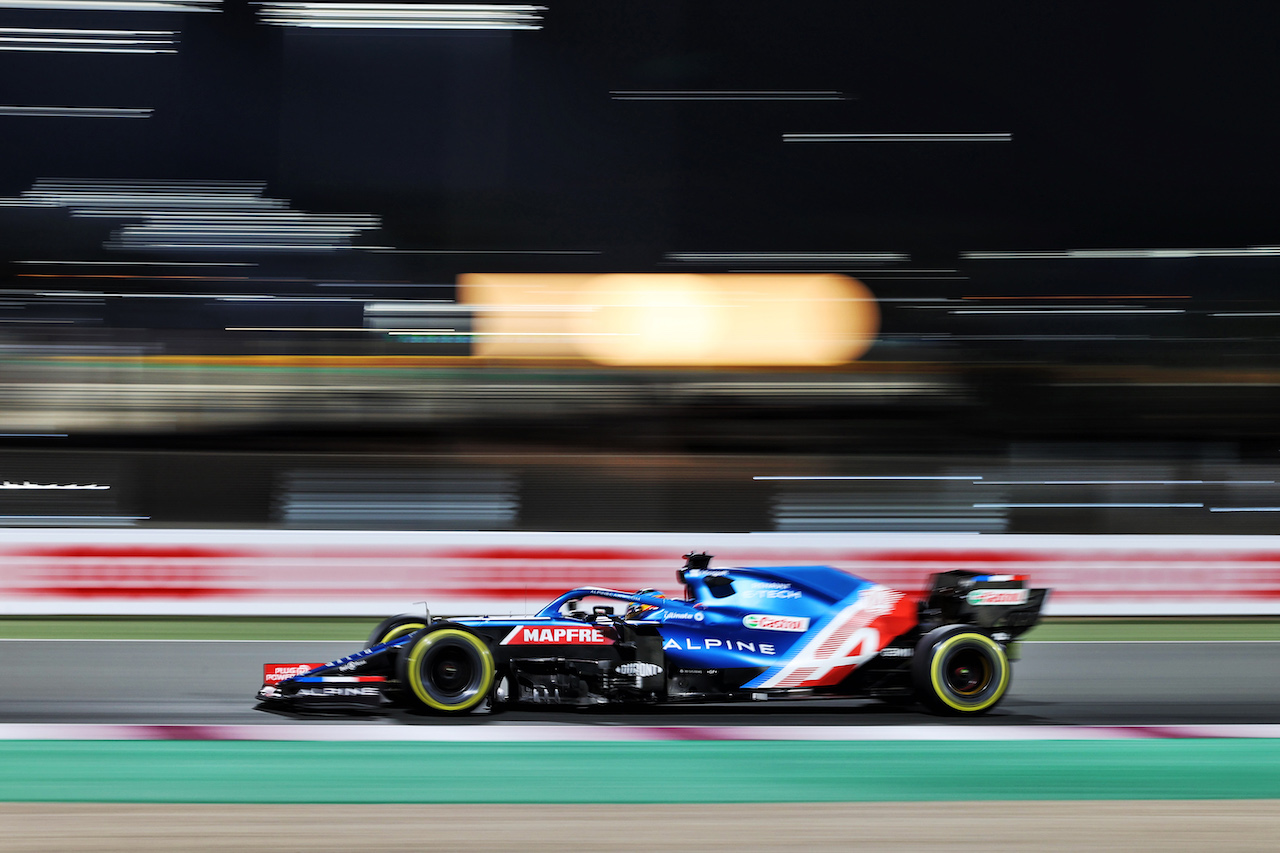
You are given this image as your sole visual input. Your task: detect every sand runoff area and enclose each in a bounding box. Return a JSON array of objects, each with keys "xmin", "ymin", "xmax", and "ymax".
[{"xmin": 2, "ymin": 801, "xmax": 1278, "ymax": 852}]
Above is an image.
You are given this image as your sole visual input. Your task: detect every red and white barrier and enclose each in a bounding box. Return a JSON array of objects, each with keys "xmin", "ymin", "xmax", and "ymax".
[{"xmin": 1, "ymin": 529, "xmax": 1279, "ymax": 616}]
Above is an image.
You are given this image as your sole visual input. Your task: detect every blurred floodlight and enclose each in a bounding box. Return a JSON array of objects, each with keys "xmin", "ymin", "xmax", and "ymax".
[
  {"xmin": 257, "ymin": 2, "xmax": 545, "ymax": 30},
  {"xmin": 16, "ymin": 260, "xmax": 254, "ymax": 265},
  {"xmin": 1, "ymin": 179, "xmax": 379, "ymax": 252},
  {"xmin": 973, "ymin": 502, "xmax": 1204, "ymax": 509},
  {"xmin": 755, "ymin": 475, "xmax": 983, "ymax": 481},
  {"xmin": 612, "ymin": 90, "xmax": 848, "ymax": 101},
  {"xmin": 460, "ymin": 273, "xmax": 879, "ymax": 366},
  {"xmin": 0, "ymin": 27, "xmax": 178, "ymax": 53},
  {"xmin": 0, "ymin": 106, "xmax": 152, "ymax": 117},
  {"xmin": 950, "ymin": 308, "xmax": 1185, "ymax": 315},
  {"xmin": 783, "ymin": 133, "xmax": 1011, "ymax": 143},
  {"xmin": 0, "ymin": 0, "xmax": 218, "ymax": 10},
  {"xmin": 963, "ymin": 247, "xmax": 1280, "ymax": 260},
  {"xmin": 0, "ymin": 515, "xmax": 146, "ymax": 525},
  {"xmin": 279, "ymin": 468, "xmax": 517, "ymax": 529},
  {"xmin": 667, "ymin": 252, "xmax": 908, "ymax": 264},
  {"xmin": 0, "ymin": 481, "xmax": 109, "ymax": 489},
  {"xmin": 768, "ymin": 478, "xmax": 1006, "ymax": 533}
]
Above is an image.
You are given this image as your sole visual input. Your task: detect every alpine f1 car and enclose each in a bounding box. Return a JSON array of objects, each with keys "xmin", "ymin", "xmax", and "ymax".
[{"xmin": 257, "ymin": 553, "xmax": 1048, "ymax": 717}]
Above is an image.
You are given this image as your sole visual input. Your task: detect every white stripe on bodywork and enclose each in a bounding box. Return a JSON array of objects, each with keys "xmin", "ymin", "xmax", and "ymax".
[{"xmin": 754, "ymin": 585, "xmax": 902, "ymax": 689}]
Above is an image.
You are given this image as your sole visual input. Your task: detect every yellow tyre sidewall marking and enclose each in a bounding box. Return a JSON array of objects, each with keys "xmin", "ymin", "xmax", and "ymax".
[
  {"xmin": 405, "ymin": 628, "xmax": 495, "ymax": 712},
  {"xmin": 378, "ymin": 623, "xmax": 426, "ymax": 645},
  {"xmin": 929, "ymin": 632, "xmax": 1009, "ymax": 712}
]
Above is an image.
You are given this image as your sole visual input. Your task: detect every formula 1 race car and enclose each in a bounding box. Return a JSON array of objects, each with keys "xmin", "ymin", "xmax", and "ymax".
[{"xmin": 257, "ymin": 553, "xmax": 1048, "ymax": 717}]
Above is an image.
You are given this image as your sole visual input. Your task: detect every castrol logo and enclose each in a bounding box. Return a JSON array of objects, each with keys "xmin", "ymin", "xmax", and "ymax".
[
  {"xmin": 742, "ymin": 614, "xmax": 809, "ymax": 632},
  {"xmin": 966, "ymin": 589, "xmax": 1029, "ymax": 606}
]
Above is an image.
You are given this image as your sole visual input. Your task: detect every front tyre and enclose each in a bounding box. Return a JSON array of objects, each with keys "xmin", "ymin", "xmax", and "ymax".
[
  {"xmin": 397, "ymin": 627, "xmax": 495, "ymax": 715},
  {"xmin": 912, "ymin": 626, "xmax": 1010, "ymax": 716}
]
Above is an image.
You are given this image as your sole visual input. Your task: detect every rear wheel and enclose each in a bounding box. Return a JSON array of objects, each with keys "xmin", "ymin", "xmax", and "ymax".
[
  {"xmin": 397, "ymin": 626, "xmax": 495, "ymax": 715},
  {"xmin": 912, "ymin": 626, "xmax": 1010, "ymax": 715},
  {"xmin": 367, "ymin": 614, "xmax": 428, "ymax": 648}
]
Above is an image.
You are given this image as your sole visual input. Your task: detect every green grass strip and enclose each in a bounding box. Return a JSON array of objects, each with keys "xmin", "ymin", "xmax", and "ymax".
[
  {"xmin": 2, "ymin": 740, "xmax": 1279, "ymax": 803},
  {"xmin": 1027, "ymin": 618, "xmax": 1280, "ymax": 642},
  {"xmin": 3, "ymin": 616, "xmax": 1280, "ymax": 642},
  {"xmin": 0, "ymin": 617, "xmax": 374, "ymax": 641}
]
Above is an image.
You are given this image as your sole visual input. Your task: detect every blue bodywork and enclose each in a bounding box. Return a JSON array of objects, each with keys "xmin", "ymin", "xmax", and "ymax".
[
  {"xmin": 268, "ymin": 563, "xmax": 908, "ymax": 693},
  {"xmin": 256, "ymin": 557, "xmax": 1047, "ymax": 714}
]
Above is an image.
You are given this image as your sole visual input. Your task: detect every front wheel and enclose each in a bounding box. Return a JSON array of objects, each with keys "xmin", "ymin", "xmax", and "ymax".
[
  {"xmin": 396, "ymin": 626, "xmax": 496, "ymax": 715},
  {"xmin": 912, "ymin": 626, "xmax": 1010, "ymax": 716}
]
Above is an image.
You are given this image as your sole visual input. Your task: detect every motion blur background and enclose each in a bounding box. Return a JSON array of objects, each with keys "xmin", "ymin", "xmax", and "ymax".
[{"xmin": 4, "ymin": 0, "xmax": 1280, "ymax": 537}]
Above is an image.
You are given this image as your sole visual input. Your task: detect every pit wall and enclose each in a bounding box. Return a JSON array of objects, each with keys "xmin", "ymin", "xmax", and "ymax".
[{"xmin": 0, "ymin": 529, "xmax": 1277, "ymax": 616}]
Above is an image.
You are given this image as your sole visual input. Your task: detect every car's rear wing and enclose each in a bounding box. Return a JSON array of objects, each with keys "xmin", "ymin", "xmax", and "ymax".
[{"xmin": 920, "ymin": 570, "xmax": 1049, "ymax": 638}]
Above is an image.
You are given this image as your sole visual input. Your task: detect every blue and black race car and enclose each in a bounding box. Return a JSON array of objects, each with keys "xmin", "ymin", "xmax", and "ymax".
[{"xmin": 257, "ymin": 553, "xmax": 1048, "ymax": 716}]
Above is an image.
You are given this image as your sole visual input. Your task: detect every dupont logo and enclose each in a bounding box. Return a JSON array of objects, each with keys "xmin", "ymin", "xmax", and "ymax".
[
  {"xmin": 966, "ymin": 589, "xmax": 1030, "ymax": 606},
  {"xmin": 742, "ymin": 614, "xmax": 809, "ymax": 632},
  {"xmin": 262, "ymin": 663, "xmax": 322, "ymax": 685},
  {"xmin": 501, "ymin": 625, "xmax": 612, "ymax": 645},
  {"xmin": 615, "ymin": 662, "xmax": 663, "ymax": 677}
]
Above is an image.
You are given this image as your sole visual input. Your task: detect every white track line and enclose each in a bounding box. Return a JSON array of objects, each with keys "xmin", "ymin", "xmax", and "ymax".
[
  {"xmin": 1023, "ymin": 639, "xmax": 1280, "ymax": 644},
  {"xmin": 0, "ymin": 635, "xmax": 1274, "ymax": 640},
  {"xmin": 0, "ymin": 638, "xmax": 354, "ymax": 642},
  {"xmin": 2, "ymin": 724, "xmax": 1280, "ymax": 741}
]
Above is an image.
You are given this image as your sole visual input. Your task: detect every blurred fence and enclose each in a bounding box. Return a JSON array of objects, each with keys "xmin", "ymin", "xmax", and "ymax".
[{"xmin": 1, "ymin": 529, "xmax": 1279, "ymax": 616}]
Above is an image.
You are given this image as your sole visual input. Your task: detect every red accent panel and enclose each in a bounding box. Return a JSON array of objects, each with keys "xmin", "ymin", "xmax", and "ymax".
[
  {"xmin": 262, "ymin": 663, "xmax": 323, "ymax": 685},
  {"xmin": 808, "ymin": 593, "xmax": 920, "ymax": 688},
  {"xmin": 500, "ymin": 624, "xmax": 614, "ymax": 645}
]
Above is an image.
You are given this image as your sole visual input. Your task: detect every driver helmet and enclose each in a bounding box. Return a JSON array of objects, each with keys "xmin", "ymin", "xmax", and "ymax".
[{"xmin": 625, "ymin": 588, "xmax": 665, "ymax": 621}]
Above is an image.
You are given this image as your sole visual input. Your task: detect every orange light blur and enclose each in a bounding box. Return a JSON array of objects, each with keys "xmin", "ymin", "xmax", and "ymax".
[{"xmin": 460, "ymin": 273, "xmax": 879, "ymax": 367}]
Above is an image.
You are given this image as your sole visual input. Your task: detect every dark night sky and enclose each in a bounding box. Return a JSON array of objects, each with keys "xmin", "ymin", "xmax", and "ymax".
[
  {"xmin": 5, "ymin": 1, "xmax": 1280, "ymax": 260},
  {"xmin": 3, "ymin": 0, "xmax": 1280, "ymax": 382},
  {"xmin": 3, "ymin": 1, "xmax": 1280, "ymax": 461}
]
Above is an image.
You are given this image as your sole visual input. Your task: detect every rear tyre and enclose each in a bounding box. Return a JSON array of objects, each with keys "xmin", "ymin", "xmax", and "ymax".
[
  {"xmin": 397, "ymin": 626, "xmax": 495, "ymax": 715},
  {"xmin": 367, "ymin": 614, "xmax": 428, "ymax": 648},
  {"xmin": 912, "ymin": 626, "xmax": 1010, "ymax": 716}
]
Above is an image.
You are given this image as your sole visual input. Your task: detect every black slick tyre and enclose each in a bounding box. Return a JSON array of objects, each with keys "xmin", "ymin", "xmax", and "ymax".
[
  {"xmin": 912, "ymin": 625, "xmax": 1010, "ymax": 716},
  {"xmin": 396, "ymin": 626, "xmax": 496, "ymax": 715}
]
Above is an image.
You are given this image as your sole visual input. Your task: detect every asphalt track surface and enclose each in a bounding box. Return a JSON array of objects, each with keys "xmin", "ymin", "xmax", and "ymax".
[{"xmin": 3, "ymin": 639, "xmax": 1279, "ymax": 726}]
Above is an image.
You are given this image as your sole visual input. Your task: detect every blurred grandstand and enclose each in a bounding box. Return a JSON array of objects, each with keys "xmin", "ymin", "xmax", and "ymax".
[{"xmin": 2, "ymin": 2, "xmax": 1279, "ymax": 535}]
